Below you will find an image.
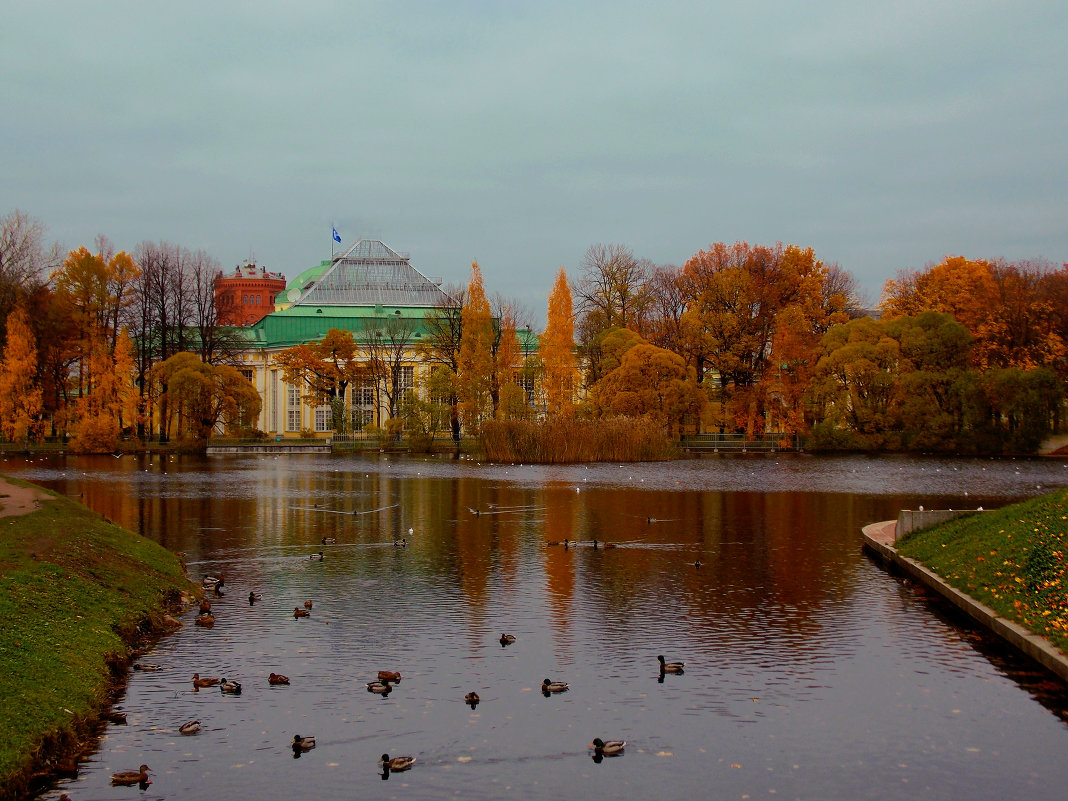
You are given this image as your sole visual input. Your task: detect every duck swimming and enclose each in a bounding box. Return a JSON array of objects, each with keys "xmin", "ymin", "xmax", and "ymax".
[
  {"xmin": 293, "ymin": 607, "xmax": 310, "ymax": 618},
  {"xmin": 542, "ymin": 678, "xmax": 569, "ymax": 693},
  {"xmin": 192, "ymin": 673, "xmax": 221, "ymax": 688},
  {"xmin": 377, "ymin": 670, "xmax": 402, "ymax": 683},
  {"xmin": 195, "ymin": 612, "xmax": 215, "ymax": 627},
  {"xmin": 292, "ymin": 734, "xmax": 316, "ymax": 751},
  {"xmin": 110, "ymin": 765, "xmax": 150, "ymax": 786},
  {"xmin": 179, "ymin": 720, "xmax": 200, "ymax": 735},
  {"xmin": 590, "ymin": 737, "xmax": 625, "ymax": 756},
  {"xmin": 499, "ymin": 633, "xmax": 516, "ymax": 646},
  {"xmin": 367, "ymin": 681, "xmax": 392, "ymax": 694},
  {"xmin": 249, "ymin": 592, "xmax": 261, "ymax": 604},
  {"xmin": 465, "ymin": 691, "xmax": 480, "ymax": 707},
  {"xmin": 657, "ymin": 655, "xmax": 685, "ymax": 674},
  {"xmin": 220, "ymin": 678, "xmax": 242, "ymax": 694},
  {"xmin": 380, "ymin": 753, "xmax": 415, "ymax": 771},
  {"xmin": 268, "ymin": 672, "xmax": 290, "ymax": 685}
]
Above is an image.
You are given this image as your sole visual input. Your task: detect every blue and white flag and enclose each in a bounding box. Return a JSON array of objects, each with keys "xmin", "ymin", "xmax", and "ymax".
[{"xmin": 332, "ymin": 226, "xmax": 342, "ymax": 244}]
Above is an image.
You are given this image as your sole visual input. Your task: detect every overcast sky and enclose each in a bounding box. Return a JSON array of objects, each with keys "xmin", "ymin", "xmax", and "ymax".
[{"xmin": 2, "ymin": 1, "xmax": 1065, "ymax": 323}]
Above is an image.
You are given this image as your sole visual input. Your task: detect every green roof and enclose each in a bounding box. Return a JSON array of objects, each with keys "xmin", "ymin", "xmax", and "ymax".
[{"xmin": 241, "ymin": 305, "xmax": 539, "ymax": 352}]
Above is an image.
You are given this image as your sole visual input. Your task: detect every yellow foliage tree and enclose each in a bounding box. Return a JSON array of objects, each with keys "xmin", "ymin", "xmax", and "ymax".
[
  {"xmin": 151, "ymin": 352, "xmax": 262, "ymax": 443},
  {"xmin": 0, "ymin": 305, "xmax": 43, "ymax": 446},
  {"xmin": 458, "ymin": 261, "xmax": 494, "ymax": 432},
  {"xmin": 593, "ymin": 343, "xmax": 706, "ymax": 434},
  {"xmin": 493, "ymin": 305, "xmax": 521, "ymax": 418},
  {"xmin": 540, "ymin": 267, "xmax": 577, "ymax": 417}
]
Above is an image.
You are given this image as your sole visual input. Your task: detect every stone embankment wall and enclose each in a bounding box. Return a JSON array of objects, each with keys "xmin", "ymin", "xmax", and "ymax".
[
  {"xmin": 895, "ymin": 508, "xmax": 983, "ymax": 540},
  {"xmin": 862, "ymin": 519, "xmax": 1068, "ymax": 683}
]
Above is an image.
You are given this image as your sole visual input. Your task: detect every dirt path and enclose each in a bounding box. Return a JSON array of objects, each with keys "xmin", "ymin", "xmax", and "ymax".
[{"xmin": 0, "ymin": 476, "xmax": 52, "ymax": 518}]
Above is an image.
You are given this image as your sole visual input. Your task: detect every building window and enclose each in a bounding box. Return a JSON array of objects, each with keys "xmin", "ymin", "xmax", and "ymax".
[
  {"xmin": 240, "ymin": 369, "xmax": 253, "ymax": 383},
  {"xmin": 396, "ymin": 365, "xmax": 414, "ymax": 393},
  {"xmin": 314, "ymin": 405, "xmax": 331, "ymax": 432},
  {"xmin": 514, "ymin": 371, "xmax": 536, "ymax": 405},
  {"xmin": 286, "ymin": 386, "xmax": 301, "ymax": 432},
  {"xmin": 270, "ymin": 372, "xmax": 278, "ymax": 428},
  {"xmin": 351, "ymin": 378, "xmax": 376, "ymax": 428}
]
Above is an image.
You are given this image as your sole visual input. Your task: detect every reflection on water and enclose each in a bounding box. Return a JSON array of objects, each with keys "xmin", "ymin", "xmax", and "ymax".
[{"xmin": 6, "ymin": 453, "xmax": 1068, "ymax": 801}]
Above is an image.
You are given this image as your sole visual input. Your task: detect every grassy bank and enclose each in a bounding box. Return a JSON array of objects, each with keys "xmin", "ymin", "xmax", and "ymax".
[
  {"xmin": 0, "ymin": 476, "xmax": 195, "ymax": 800},
  {"xmin": 897, "ymin": 488, "xmax": 1068, "ymax": 655}
]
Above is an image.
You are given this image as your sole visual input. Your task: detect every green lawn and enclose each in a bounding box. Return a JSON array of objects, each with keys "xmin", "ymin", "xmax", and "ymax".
[
  {"xmin": 0, "ymin": 476, "xmax": 195, "ymax": 799},
  {"xmin": 897, "ymin": 487, "xmax": 1068, "ymax": 655}
]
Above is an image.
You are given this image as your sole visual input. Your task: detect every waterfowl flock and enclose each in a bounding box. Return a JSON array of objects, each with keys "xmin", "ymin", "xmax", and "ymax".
[{"xmin": 83, "ymin": 544, "xmax": 688, "ymax": 795}]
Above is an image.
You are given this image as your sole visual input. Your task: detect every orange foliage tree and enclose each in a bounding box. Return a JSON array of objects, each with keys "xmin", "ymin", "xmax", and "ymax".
[
  {"xmin": 151, "ymin": 352, "xmax": 261, "ymax": 443},
  {"xmin": 458, "ymin": 261, "xmax": 494, "ymax": 432},
  {"xmin": 69, "ymin": 327, "xmax": 138, "ymax": 453},
  {"xmin": 593, "ymin": 343, "xmax": 706, "ymax": 434},
  {"xmin": 881, "ymin": 256, "xmax": 1068, "ymax": 377},
  {"xmin": 540, "ymin": 267, "xmax": 577, "ymax": 417},
  {"xmin": 492, "ymin": 303, "xmax": 523, "ymax": 419},
  {"xmin": 0, "ymin": 305, "xmax": 43, "ymax": 446},
  {"xmin": 275, "ymin": 328, "xmax": 365, "ymax": 432},
  {"xmin": 678, "ymin": 242, "xmax": 849, "ymax": 435}
]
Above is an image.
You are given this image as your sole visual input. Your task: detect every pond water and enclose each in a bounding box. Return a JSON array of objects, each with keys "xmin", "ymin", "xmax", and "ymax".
[{"xmin": 7, "ymin": 452, "xmax": 1068, "ymax": 801}]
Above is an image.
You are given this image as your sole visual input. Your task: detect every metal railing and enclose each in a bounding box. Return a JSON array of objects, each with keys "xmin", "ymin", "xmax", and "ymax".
[{"xmin": 679, "ymin": 433, "xmax": 803, "ymax": 452}]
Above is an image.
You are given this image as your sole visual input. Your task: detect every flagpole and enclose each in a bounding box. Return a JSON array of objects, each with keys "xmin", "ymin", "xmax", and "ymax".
[{"xmin": 331, "ymin": 222, "xmax": 335, "ymax": 259}]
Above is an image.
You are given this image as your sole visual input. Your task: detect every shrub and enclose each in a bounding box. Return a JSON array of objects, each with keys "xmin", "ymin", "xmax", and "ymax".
[{"xmin": 479, "ymin": 417, "xmax": 675, "ymax": 463}]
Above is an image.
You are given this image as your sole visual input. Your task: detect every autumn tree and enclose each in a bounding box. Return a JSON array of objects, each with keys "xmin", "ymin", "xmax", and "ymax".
[
  {"xmin": 127, "ymin": 240, "xmax": 197, "ymax": 437},
  {"xmin": 458, "ymin": 261, "xmax": 494, "ymax": 432},
  {"xmin": 0, "ymin": 305, "xmax": 43, "ymax": 446},
  {"xmin": 882, "ymin": 256, "xmax": 1068, "ymax": 382},
  {"xmin": 22, "ymin": 286, "xmax": 79, "ymax": 436},
  {"xmin": 574, "ymin": 244, "xmax": 651, "ymax": 342},
  {"xmin": 885, "ymin": 312, "xmax": 973, "ymax": 450},
  {"xmin": 189, "ymin": 248, "xmax": 245, "ymax": 365},
  {"xmin": 540, "ymin": 267, "xmax": 577, "ymax": 417},
  {"xmin": 418, "ymin": 284, "xmax": 465, "ymax": 443},
  {"xmin": 151, "ymin": 352, "xmax": 261, "ymax": 444},
  {"xmin": 809, "ymin": 316, "xmax": 904, "ymax": 449},
  {"xmin": 364, "ymin": 313, "xmax": 419, "ymax": 423},
  {"xmin": 645, "ymin": 264, "xmax": 687, "ymax": 355},
  {"xmin": 593, "ymin": 343, "xmax": 705, "ymax": 435},
  {"xmin": 678, "ymin": 242, "xmax": 850, "ymax": 434},
  {"xmin": 275, "ymin": 328, "xmax": 365, "ymax": 431},
  {"xmin": 811, "ymin": 308, "xmax": 1063, "ymax": 454},
  {"xmin": 69, "ymin": 328, "xmax": 139, "ymax": 453},
  {"xmin": 0, "ymin": 210, "xmax": 58, "ymax": 348},
  {"xmin": 492, "ymin": 302, "xmax": 523, "ymax": 419}
]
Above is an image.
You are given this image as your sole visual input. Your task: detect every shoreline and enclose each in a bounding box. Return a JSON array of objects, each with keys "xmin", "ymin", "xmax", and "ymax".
[
  {"xmin": 0, "ymin": 476, "xmax": 197, "ymax": 801},
  {"xmin": 861, "ymin": 520, "xmax": 1068, "ymax": 683}
]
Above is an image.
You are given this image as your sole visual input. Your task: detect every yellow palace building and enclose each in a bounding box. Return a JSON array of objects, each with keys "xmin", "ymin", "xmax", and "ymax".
[{"xmin": 231, "ymin": 239, "xmax": 535, "ymax": 437}]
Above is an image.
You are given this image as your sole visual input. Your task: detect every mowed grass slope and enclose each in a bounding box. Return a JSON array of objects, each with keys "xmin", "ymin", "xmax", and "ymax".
[
  {"xmin": 0, "ymin": 476, "xmax": 194, "ymax": 796},
  {"xmin": 898, "ymin": 487, "xmax": 1068, "ymax": 655}
]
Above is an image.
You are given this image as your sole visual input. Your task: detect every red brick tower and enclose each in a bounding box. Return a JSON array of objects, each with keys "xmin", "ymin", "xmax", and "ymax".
[{"xmin": 214, "ymin": 262, "xmax": 287, "ymax": 326}]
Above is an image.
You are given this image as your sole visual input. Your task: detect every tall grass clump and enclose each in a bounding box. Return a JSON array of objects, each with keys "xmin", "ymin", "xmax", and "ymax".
[
  {"xmin": 897, "ymin": 487, "xmax": 1068, "ymax": 655},
  {"xmin": 0, "ymin": 476, "xmax": 196, "ymax": 799},
  {"xmin": 479, "ymin": 417, "xmax": 676, "ymax": 463}
]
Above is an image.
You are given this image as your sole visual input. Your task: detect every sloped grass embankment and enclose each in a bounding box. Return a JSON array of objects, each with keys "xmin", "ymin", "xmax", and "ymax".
[
  {"xmin": 898, "ymin": 487, "xmax": 1068, "ymax": 656},
  {"xmin": 0, "ymin": 476, "xmax": 194, "ymax": 800}
]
